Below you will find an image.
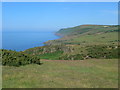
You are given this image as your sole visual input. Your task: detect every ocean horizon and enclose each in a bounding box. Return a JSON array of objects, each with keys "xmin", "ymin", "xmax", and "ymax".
[{"xmin": 2, "ymin": 31, "xmax": 59, "ymax": 51}]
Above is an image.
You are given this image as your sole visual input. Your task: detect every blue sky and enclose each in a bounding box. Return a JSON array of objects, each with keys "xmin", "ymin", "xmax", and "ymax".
[{"xmin": 2, "ymin": 2, "xmax": 118, "ymax": 32}]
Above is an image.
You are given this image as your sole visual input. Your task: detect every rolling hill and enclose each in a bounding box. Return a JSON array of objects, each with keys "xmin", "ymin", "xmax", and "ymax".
[{"xmin": 24, "ymin": 25, "xmax": 119, "ymax": 60}]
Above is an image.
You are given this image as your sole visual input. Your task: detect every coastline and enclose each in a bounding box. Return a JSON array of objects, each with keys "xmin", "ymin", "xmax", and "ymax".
[
  {"xmin": 43, "ymin": 32, "xmax": 62, "ymax": 46},
  {"xmin": 54, "ymin": 33, "xmax": 64, "ymax": 37}
]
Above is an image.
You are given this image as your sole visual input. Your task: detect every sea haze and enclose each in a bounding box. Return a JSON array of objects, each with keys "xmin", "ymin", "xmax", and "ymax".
[{"xmin": 2, "ymin": 31, "xmax": 59, "ymax": 51}]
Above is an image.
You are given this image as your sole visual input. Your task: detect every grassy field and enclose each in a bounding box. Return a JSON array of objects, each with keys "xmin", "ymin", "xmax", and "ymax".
[
  {"xmin": 38, "ymin": 51, "xmax": 63, "ymax": 60},
  {"xmin": 2, "ymin": 59, "xmax": 118, "ymax": 88},
  {"xmin": 45, "ymin": 25, "xmax": 118, "ymax": 46},
  {"xmin": 73, "ymin": 32, "xmax": 118, "ymax": 45},
  {"xmin": 45, "ymin": 32, "xmax": 118, "ymax": 46}
]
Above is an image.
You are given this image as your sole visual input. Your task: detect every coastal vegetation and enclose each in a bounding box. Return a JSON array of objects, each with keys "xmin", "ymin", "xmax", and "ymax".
[
  {"xmin": 3, "ymin": 25, "xmax": 119, "ymax": 65},
  {"xmin": 1, "ymin": 49, "xmax": 41, "ymax": 66},
  {"xmin": 2, "ymin": 25, "xmax": 118, "ymax": 63},
  {"xmin": 24, "ymin": 25, "xmax": 119, "ymax": 60}
]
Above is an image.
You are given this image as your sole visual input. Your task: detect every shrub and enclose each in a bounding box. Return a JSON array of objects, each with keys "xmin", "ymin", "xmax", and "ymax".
[
  {"xmin": 2, "ymin": 49, "xmax": 41, "ymax": 66},
  {"xmin": 87, "ymin": 45, "xmax": 118, "ymax": 59}
]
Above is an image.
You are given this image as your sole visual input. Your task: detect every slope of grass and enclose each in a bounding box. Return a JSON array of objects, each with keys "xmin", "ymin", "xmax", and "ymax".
[
  {"xmin": 73, "ymin": 32, "xmax": 118, "ymax": 45},
  {"xmin": 45, "ymin": 25, "xmax": 118, "ymax": 45},
  {"xmin": 24, "ymin": 25, "xmax": 118, "ymax": 60},
  {"xmin": 45, "ymin": 32, "xmax": 118, "ymax": 46},
  {"xmin": 38, "ymin": 51, "xmax": 63, "ymax": 60},
  {"xmin": 56, "ymin": 25, "xmax": 118, "ymax": 36},
  {"xmin": 3, "ymin": 59, "xmax": 118, "ymax": 88}
]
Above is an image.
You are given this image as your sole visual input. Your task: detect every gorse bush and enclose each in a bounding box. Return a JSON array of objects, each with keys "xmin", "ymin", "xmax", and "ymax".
[
  {"xmin": 2, "ymin": 49, "xmax": 41, "ymax": 66},
  {"xmin": 59, "ymin": 45, "xmax": 119, "ymax": 60},
  {"xmin": 87, "ymin": 45, "xmax": 118, "ymax": 59}
]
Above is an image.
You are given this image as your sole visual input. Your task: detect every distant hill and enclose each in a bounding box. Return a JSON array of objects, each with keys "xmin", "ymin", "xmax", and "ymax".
[
  {"xmin": 45, "ymin": 25, "xmax": 119, "ymax": 46},
  {"xmin": 56, "ymin": 25, "xmax": 118, "ymax": 36}
]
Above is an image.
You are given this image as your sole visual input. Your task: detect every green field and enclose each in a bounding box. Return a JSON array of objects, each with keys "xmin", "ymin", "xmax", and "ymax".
[
  {"xmin": 3, "ymin": 59, "xmax": 118, "ymax": 88},
  {"xmin": 73, "ymin": 32, "xmax": 118, "ymax": 45},
  {"xmin": 45, "ymin": 31, "xmax": 118, "ymax": 46}
]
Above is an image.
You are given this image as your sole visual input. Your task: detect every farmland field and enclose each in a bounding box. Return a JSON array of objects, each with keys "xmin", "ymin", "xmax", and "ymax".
[{"xmin": 2, "ymin": 59, "xmax": 118, "ymax": 88}]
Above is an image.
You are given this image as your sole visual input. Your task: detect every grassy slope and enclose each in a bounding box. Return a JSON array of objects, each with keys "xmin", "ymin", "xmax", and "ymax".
[
  {"xmin": 45, "ymin": 25, "xmax": 118, "ymax": 46},
  {"xmin": 3, "ymin": 59, "xmax": 118, "ymax": 88},
  {"xmin": 72, "ymin": 32, "xmax": 118, "ymax": 45},
  {"xmin": 38, "ymin": 51, "xmax": 63, "ymax": 60},
  {"xmin": 49, "ymin": 32, "xmax": 118, "ymax": 46},
  {"xmin": 56, "ymin": 25, "xmax": 118, "ymax": 36},
  {"xmin": 24, "ymin": 25, "xmax": 118, "ymax": 60}
]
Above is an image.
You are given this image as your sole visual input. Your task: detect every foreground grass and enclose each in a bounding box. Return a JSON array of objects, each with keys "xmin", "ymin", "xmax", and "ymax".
[{"xmin": 2, "ymin": 59, "xmax": 118, "ymax": 88}]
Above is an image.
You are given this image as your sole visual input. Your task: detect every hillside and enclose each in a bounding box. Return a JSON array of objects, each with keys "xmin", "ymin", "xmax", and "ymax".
[
  {"xmin": 45, "ymin": 25, "xmax": 119, "ymax": 45},
  {"xmin": 24, "ymin": 25, "xmax": 119, "ymax": 60},
  {"xmin": 56, "ymin": 25, "xmax": 118, "ymax": 36}
]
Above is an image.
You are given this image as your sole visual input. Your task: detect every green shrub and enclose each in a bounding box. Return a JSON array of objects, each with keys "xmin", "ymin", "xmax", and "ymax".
[
  {"xmin": 2, "ymin": 49, "xmax": 41, "ymax": 66},
  {"xmin": 87, "ymin": 45, "xmax": 118, "ymax": 59}
]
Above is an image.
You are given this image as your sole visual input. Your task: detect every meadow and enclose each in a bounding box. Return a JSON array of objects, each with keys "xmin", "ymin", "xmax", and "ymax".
[{"xmin": 2, "ymin": 59, "xmax": 118, "ymax": 88}]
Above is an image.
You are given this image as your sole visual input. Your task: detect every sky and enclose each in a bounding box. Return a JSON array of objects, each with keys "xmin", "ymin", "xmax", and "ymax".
[
  {"xmin": 2, "ymin": 2, "xmax": 118, "ymax": 32},
  {"xmin": 2, "ymin": 0, "xmax": 120, "ymax": 2}
]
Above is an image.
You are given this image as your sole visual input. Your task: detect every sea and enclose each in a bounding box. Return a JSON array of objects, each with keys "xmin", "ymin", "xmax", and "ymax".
[{"xmin": 2, "ymin": 31, "xmax": 59, "ymax": 51}]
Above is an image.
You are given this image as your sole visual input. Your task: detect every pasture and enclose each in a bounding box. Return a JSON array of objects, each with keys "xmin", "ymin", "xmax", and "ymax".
[{"xmin": 2, "ymin": 59, "xmax": 118, "ymax": 88}]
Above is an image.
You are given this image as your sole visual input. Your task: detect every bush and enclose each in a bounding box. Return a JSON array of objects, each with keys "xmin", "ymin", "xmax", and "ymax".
[
  {"xmin": 2, "ymin": 49, "xmax": 41, "ymax": 66},
  {"xmin": 87, "ymin": 45, "xmax": 118, "ymax": 59}
]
